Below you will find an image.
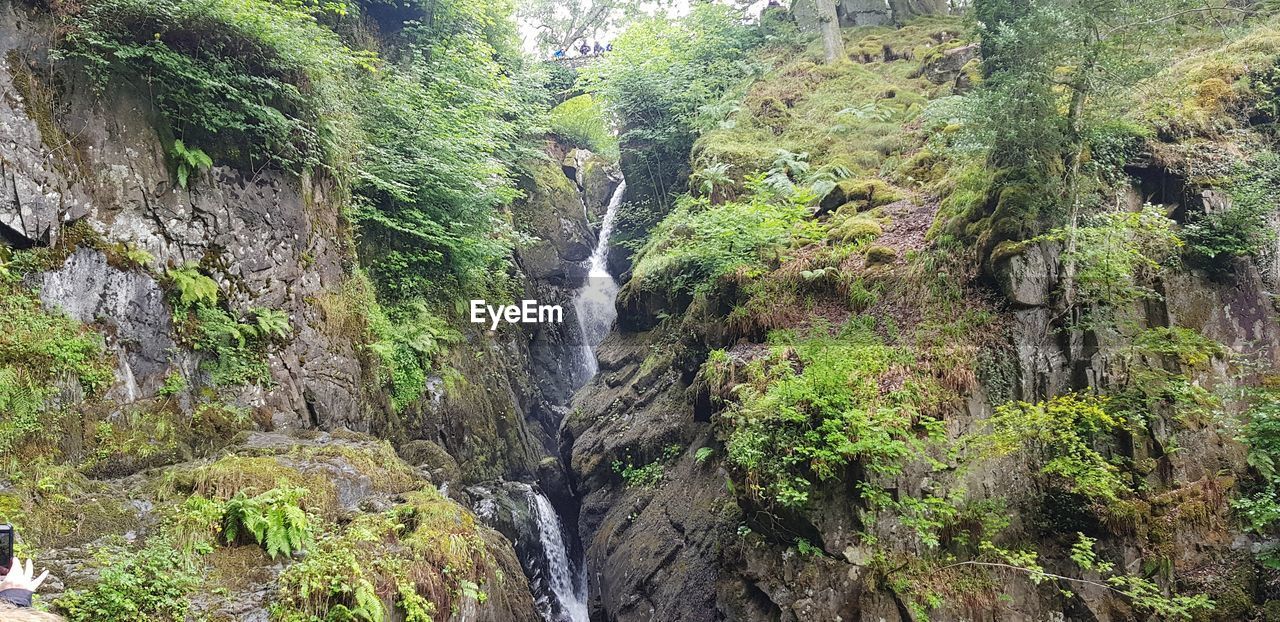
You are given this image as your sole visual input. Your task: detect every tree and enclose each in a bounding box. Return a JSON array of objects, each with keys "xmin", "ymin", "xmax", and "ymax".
[
  {"xmin": 518, "ymin": 0, "xmax": 669, "ymax": 55},
  {"xmin": 814, "ymin": 0, "xmax": 846, "ymax": 63}
]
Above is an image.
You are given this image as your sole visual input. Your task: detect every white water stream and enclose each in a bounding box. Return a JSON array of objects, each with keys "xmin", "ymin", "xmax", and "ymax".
[
  {"xmin": 516, "ymin": 176, "xmax": 625, "ymax": 622},
  {"xmin": 528, "ymin": 487, "xmax": 590, "ymax": 622},
  {"xmin": 572, "ymin": 180, "xmax": 626, "ymax": 380}
]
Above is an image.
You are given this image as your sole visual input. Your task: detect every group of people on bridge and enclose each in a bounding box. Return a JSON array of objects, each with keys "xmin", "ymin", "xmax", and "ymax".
[{"xmin": 552, "ymin": 40, "xmax": 611, "ymax": 59}]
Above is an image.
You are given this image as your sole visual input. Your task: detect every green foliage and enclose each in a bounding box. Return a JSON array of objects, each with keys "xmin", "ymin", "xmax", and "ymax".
[
  {"xmin": 582, "ymin": 3, "xmax": 763, "ymax": 206},
  {"xmin": 193, "ymin": 304, "xmax": 273, "ymax": 387},
  {"xmin": 169, "ymin": 139, "xmax": 211, "ymax": 189},
  {"xmin": 694, "ymin": 446, "xmax": 715, "ymax": 465},
  {"xmin": 722, "ymin": 323, "xmax": 946, "ymax": 509},
  {"xmin": 612, "ymin": 444, "xmax": 682, "ymax": 487},
  {"xmin": 548, "ymin": 94, "xmax": 617, "ymax": 157},
  {"xmin": 980, "ymin": 394, "xmax": 1132, "ymax": 502},
  {"xmin": 1067, "ymin": 534, "xmax": 1214, "ymax": 618},
  {"xmin": 794, "ymin": 538, "xmax": 822, "ymax": 556},
  {"xmin": 0, "ymin": 282, "xmax": 113, "ymax": 457},
  {"xmin": 273, "ymin": 488, "xmax": 493, "ymax": 622},
  {"xmin": 368, "ymin": 301, "xmax": 461, "ymax": 411},
  {"xmin": 58, "ymin": 0, "xmax": 372, "ymax": 172},
  {"xmin": 1184, "ymin": 151, "xmax": 1280, "ymax": 269},
  {"xmin": 57, "ymin": 538, "xmax": 198, "ymax": 622},
  {"xmin": 222, "ymin": 485, "xmax": 314, "ymax": 559},
  {"xmin": 166, "ymin": 265, "xmax": 218, "ymax": 310},
  {"xmin": 165, "ymin": 266, "xmax": 287, "ymax": 387},
  {"xmin": 1035, "ymin": 205, "xmax": 1181, "ymax": 328},
  {"xmin": 1112, "ymin": 327, "xmax": 1224, "ymax": 425},
  {"xmin": 1234, "ymin": 385, "xmax": 1280, "ymax": 535},
  {"xmin": 351, "ymin": 0, "xmax": 534, "ymax": 301},
  {"xmin": 629, "ymin": 183, "xmax": 811, "ymax": 296},
  {"xmin": 251, "ymin": 307, "xmax": 292, "ymax": 342}
]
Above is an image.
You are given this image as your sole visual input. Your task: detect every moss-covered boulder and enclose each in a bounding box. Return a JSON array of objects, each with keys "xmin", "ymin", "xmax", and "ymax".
[{"xmin": 819, "ymin": 178, "xmax": 906, "ymax": 214}]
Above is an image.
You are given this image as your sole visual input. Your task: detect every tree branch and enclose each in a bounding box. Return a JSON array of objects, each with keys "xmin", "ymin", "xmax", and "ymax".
[{"xmin": 1102, "ymin": 6, "xmax": 1248, "ymax": 39}]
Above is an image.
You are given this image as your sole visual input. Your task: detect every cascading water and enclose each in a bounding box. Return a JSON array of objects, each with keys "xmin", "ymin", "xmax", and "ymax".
[
  {"xmin": 510, "ymin": 172, "xmax": 625, "ymax": 622},
  {"xmin": 528, "ymin": 488, "xmax": 590, "ymax": 622},
  {"xmin": 572, "ymin": 180, "xmax": 626, "ymax": 380}
]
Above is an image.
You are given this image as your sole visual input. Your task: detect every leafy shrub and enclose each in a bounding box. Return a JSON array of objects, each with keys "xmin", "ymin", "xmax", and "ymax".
[
  {"xmin": 1033, "ymin": 205, "xmax": 1181, "ymax": 331},
  {"xmin": 723, "ymin": 324, "xmax": 946, "ymax": 508},
  {"xmin": 1184, "ymin": 152, "xmax": 1280, "ymax": 269},
  {"xmin": 251, "ymin": 307, "xmax": 292, "ymax": 342},
  {"xmin": 273, "ymin": 488, "xmax": 495, "ymax": 622},
  {"xmin": 57, "ymin": 538, "xmax": 197, "ymax": 622},
  {"xmin": 169, "ymin": 139, "xmax": 211, "ymax": 189},
  {"xmin": 193, "ymin": 305, "xmax": 274, "ymax": 387},
  {"xmin": 1234, "ymin": 385, "xmax": 1280, "ymax": 537},
  {"xmin": 979, "ymin": 393, "xmax": 1132, "ymax": 503},
  {"xmin": 0, "ymin": 282, "xmax": 113, "ymax": 457},
  {"xmin": 368, "ymin": 301, "xmax": 461, "ymax": 411},
  {"xmin": 629, "ymin": 185, "xmax": 810, "ymax": 296},
  {"xmin": 582, "ymin": 3, "xmax": 763, "ymax": 206},
  {"xmin": 612, "ymin": 444, "xmax": 682, "ymax": 487},
  {"xmin": 166, "ymin": 265, "xmax": 217, "ymax": 310},
  {"xmin": 351, "ymin": 2, "xmax": 533, "ymax": 300},
  {"xmin": 57, "ymin": 0, "xmax": 370, "ymax": 172},
  {"xmin": 548, "ymin": 94, "xmax": 617, "ymax": 157},
  {"xmin": 222, "ymin": 485, "xmax": 314, "ymax": 558}
]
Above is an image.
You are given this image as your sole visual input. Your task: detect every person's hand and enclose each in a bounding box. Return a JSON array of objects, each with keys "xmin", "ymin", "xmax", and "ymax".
[{"xmin": 0, "ymin": 558, "xmax": 49, "ymax": 592}]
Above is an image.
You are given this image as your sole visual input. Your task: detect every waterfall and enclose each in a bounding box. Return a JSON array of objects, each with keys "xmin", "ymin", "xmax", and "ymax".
[
  {"xmin": 572, "ymin": 180, "xmax": 626, "ymax": 380},
  {"xmin": 528, "ymin": 488, "xmax": 589, "ymax": 622}
]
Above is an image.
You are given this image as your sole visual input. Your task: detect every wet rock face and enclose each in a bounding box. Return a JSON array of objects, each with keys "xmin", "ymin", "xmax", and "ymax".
[
  {"xmin": 35, "ymin": 247, "xmax": 176, "ymax": 399},
  {"xmin": 993, "ymin": 241, "xmax": 1060, "ymax": 308},
  {"xmin": 0, "ymin": 3, "xmax": 367, "ymax": 430}
]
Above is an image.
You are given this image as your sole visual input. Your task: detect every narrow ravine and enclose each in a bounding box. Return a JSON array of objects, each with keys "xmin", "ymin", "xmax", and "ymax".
[
  {"xmin": 508, "ymin": 176, "xmax": 625, "ymax": 622},
  {"xmin": 573, "ymin": 180, "xmax": 626, "ymax": 381}
]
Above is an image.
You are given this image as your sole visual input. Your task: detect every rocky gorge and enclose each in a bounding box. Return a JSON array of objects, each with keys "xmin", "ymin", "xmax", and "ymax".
[{"xmin": 3, "ymin": 0, "xmax": 1280, "ymax": 621}]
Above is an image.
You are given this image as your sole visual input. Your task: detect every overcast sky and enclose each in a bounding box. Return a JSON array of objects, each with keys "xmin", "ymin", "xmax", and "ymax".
[{"xmin": 516, "ymin": 0, "xmax": 773, "ymax": 55}]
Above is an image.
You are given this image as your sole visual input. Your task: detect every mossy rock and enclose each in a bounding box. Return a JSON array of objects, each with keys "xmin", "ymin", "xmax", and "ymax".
[
  {"xmin": 272, "ymin": 486, "xmax": 538, "ymax": 622},
  {"xmin": 865, "ymin": 244, "xmax": 897, "ymax": 265},
  {"xmin": 176, "ymin": 434, "xmax": 423, "ymax": 518},
  {"xmin": 397, "ymin": 439, "xmax": 462, "ymax": 484},
  {"xmin": 820, "ymin": 178, "xmax": 905, "ymax": 213},
  {"xmin": 829, "ymin": 214, "xmax": 883, "ymax": 243}
]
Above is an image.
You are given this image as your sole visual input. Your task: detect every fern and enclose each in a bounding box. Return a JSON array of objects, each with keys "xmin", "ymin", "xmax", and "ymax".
[
  {"xmin": 222, "ymin": 485, "xmax": 313, "ymax": 558},
  {"xmin": 0, "ymin": 366, "xmax": 48, "ymax": 454},
  {"xmin": 167, "ymin": 265, "xmax": 218, "ymax": 310},
  {"xmin": 170, "ymin": 139, "xmax": 213, "ymax": 189},
  {"xmin": 251, "ymin": 308, "xmax": 292, "ymax": 341}
]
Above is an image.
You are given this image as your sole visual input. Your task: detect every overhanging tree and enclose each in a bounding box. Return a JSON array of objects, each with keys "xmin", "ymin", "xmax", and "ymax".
[{"xmin": 518, "ymin": 0, "xmax": 670, "ymax": 54}]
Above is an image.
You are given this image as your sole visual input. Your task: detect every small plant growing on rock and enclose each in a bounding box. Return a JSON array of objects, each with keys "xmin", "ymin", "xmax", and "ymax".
[
  {"xmin": 222, "ymin": 485, "xmax": 314, "ymax": 558},
  {"xmin": 169, "ymin": 139, "xmax": 213, "ymax": 189},
  {"xmin": 56, "ymin": 537, "xmax": 197, "ymax": 622},
  {"xmin": 166, "ymin": 265, "xmax": 218, "ymax": 310},
  {"xmin": 250, "ymin": 307, "xmax": 292, "ymax": 342}
]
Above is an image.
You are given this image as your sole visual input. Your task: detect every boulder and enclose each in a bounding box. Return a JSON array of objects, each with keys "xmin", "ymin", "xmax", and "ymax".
[{"xmin": 992, "ymin": 240, "xmax": 1060, "ymax": 308}]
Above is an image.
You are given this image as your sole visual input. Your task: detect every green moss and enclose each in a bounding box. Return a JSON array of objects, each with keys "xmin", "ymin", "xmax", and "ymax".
[
  {"xmin": 830, "ymin": 178, "xmax": 906, "ymax": 210},
  {"xmin": 273, "ymin": 487, "xmax": 512, "ymax": 621},
  {"xmin": 865, "ymin": 244, "xmax": 898, "ymax": 265},
  {"xmin": 1136, "ymin": 24, "xmax": 1280, "ymax": 137},
  {"xmin": 829, "ymin": 213, "xmax": 883, "ymax": 243}
]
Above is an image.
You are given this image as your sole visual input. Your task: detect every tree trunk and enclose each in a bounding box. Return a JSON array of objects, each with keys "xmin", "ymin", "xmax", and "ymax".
[{"xmin": 816, "ymin": 0, "xmax": 845, "ymax": 63}]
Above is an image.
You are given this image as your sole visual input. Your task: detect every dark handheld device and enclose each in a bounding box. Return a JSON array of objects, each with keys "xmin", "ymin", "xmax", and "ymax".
[{"xmin": 0, "ymin": 524, "xmax": 12, "ymax": 574}]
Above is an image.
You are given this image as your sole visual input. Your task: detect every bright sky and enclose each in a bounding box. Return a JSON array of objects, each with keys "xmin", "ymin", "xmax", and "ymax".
[{"xmin": 516, "ymin": 0, "xmax": 773, "ymax": 56}]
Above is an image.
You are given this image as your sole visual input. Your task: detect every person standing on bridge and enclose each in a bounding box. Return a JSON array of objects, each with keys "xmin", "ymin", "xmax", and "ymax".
[
  {"xmin": 579, "ymin": 41, "xmax": 591, "ymax": 57},
  {"xmin": 553, "ymin": 48, "xmax": 565, "ymax": 59},
  {"xmin": 593, "ymin": 41, "xmax": 604, "ymax": 55}
]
